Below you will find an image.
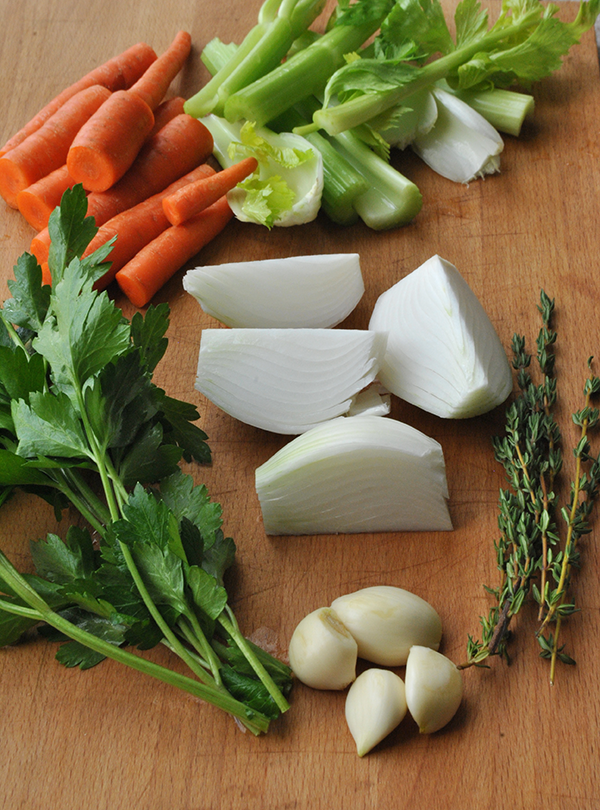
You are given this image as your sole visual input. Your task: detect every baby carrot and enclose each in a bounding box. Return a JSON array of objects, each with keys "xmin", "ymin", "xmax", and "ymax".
[
  {"xmin": 30, "ymin": 113, "xmax": 214, "ymax": 264},
  {"xmin": 162, "ymin": 156, "xmax": 258, "ymax": 226},
  {"xmin": 17, "ymin": 165, "xmax": 79, "ymax": 230},
  {"xmin": 116, "ymin": 195, "xmax": 233, "ymax": 307},
  {"xmin": 0, "ymin": 42, "xmax": 157, "ymax": 157},
  {"xmin": 85, "ymin": 164, "xmax": 216, "ymax": 291},
  {"xmin": 0, "ymin": 84, "xmax": 111, "ymax": 208},
  {"xmin": 67, "ymin": 32, "xmax": 192, "ymax": 192}
]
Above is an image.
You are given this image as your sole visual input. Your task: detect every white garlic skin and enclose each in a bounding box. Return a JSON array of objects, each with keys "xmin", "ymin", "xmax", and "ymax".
[
  {"xmin": 405, "ymin": 646, "xmax": 463, "ymax": 733},
  {"xmin": 288, "ymin": 607, "xmax": 358, "ymax": 690},
  {"xmin": 345, "ymin": 668, "xmax": 407, "ymax": 757},
  {"xmin": 330, "ymin": 585, "xmax": 443, "ymax": 666}
]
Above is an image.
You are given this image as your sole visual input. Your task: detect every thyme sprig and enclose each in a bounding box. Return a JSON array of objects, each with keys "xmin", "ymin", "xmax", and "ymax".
[{"xmin": 460, "ymin": 291, "xmax": 600, "ymax": 682}]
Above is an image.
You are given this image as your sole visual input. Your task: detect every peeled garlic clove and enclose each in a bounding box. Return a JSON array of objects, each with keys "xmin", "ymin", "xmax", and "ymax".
[
  {"xmin": 331, "ymin": 585, "xmax": 442, "ymax": 666},
  {"xmin": 288, "ymin": 607, "xmax": 358, "ymax": 690},
  {"xmin": 345, "ymin": 668, "xmax": 407, "ymax": 757},
  {"xmin": 405, "ymin": 646, "xmax": 463, "ymax": 733}
]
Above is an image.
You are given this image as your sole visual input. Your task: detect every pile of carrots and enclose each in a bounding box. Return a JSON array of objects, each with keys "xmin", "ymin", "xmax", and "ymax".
[{"xmin": 0, "ymin": 33, "xmax": 258, "ymax": 307}]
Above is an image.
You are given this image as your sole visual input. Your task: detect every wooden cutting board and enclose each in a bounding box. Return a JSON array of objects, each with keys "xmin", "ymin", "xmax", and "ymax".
[{"xmin": 1, "ymin": 1, "xmax": 599, "ymax": 808}]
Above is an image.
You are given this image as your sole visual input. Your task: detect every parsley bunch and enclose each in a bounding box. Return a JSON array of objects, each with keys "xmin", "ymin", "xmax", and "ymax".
[{"xmin": 0, "ymin": 186, "xmax": 291, "ymax": 735}]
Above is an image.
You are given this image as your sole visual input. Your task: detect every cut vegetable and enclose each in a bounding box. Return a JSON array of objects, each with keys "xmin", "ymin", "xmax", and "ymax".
[
  {"xmin": 201, "ymin": 115, "xmax": 323, "ymax": 228},
  {"xmin": 255, "ymin": 415, "xmax": 452, "ymax": 534},
  {"xmin": 0, "ymin": 41, "xmax": 157, "ymax": 157},
  {"xmin": 183, "ymin": 253, "xmax": 364, "ymax": 328},
  {"xmin": 411, "ymin": 88, "xmax": 504, "ymax": 184},
  {"xmin": 67, "ymin": 31, "xmax": 192, "ymax": 191},
  {"xmin": 368, "ymin": 255, "xmax": 512, "ymax": 419},
  {"xmin": 0, "ymin": 85, "xmax": 112, "ymax": 207},
  {"xmin": 195, "ymin": 329, "xmax": 387, "ymax": 434}
]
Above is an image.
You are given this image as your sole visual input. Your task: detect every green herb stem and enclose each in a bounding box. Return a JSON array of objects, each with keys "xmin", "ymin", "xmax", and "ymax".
[
  {"xmin": 0, "ymin": 588, "xmax": 269, "ymax": 735},
  {"xmin": 219, "ymin": 607, "xmax": 290, "ymax": 714}
]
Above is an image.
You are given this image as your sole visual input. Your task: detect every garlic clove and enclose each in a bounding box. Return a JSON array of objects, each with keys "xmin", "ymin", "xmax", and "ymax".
[
  {"xmin": 288, "ymin": 607, "xmax": 358, "ymax": 690},
  {"xmin": 404, "ymin": 646, "xmax": 463, "ymax": 733},
  {"xmin": 345, "ymin": 668, "xmax": 407, "ymax": 757},
  {"xmin": 331, "ymin": 585, "xmax": 443, "ymax": 667}
]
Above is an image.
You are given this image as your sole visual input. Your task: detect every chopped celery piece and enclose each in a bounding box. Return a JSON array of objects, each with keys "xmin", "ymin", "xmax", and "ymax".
[
  {"xmin": 200, "ymin": 38, "xmax": 240, "ymax": 76},
  {"xmin": 329, "ymin": 130, "xmax": 422, "ymax": 230},
  {"xmin": 436, "ymin": 82, "xmax": 534, "ymax": 137},
  {"xmin": 223, "ymin": 0, "xmax": 395, "ymax": 127},
  {"xmin": 313, "ymin": 0, "xmax": 600, "ymax": 136},
  {"xmin": 184, "ymin": 0, "xmax": 327, "ymax": 118}
]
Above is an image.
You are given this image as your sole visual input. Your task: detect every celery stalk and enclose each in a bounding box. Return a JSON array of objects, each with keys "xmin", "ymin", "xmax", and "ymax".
[
  {"xmin": 331, "ymin": 130, "xmax": 422, "ymax": 230},
  {"xmin": 184, "ymin": 0, "xmax": 326, "ymax": 118},
  {"xmin": 436, "ymin": 83, "xmax": 535, "ymax": 138},
  {"xmin": 223, "ymin": 5, "xmax": 393, "ymax": 127},
  {"xmin": 200, "ymin": 38, "xmax": 239, "ymax": 77}
]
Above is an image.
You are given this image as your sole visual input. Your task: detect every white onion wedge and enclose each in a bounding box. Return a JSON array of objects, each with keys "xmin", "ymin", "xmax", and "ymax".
[
  {"xmin": 412, "ymin": 87, "xmax": 504, "ymax": 184},
  {"xmin": 182, "ymin": 254, "xmax": 364, "ymax": 328},
  {"xmin": 195, "ymin": 329, "xmax": 387, "ymax": 434},
  {"xmin": 368, "ymin": 255, "xmax": 512, "ymax": 419},
  {"xmin": 255, "ymin": 415, "xmax": 452, "ymax": 534}
]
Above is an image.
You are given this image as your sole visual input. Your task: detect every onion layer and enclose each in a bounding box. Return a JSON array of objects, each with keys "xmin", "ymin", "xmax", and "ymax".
[
  {"xmin": 183, "ymin": 253, "xmax": 364, "ymax": 328},
  {"xmin": 255, "ymin": 415, "xmax": 452, "ymax": 534},
  {"xmin": 195, "ymin": 329, "xmax": 387, "ymax": 434},
  {"xmin": 368, "ymin": 254, "xmax": 512, "ymax": 419}
]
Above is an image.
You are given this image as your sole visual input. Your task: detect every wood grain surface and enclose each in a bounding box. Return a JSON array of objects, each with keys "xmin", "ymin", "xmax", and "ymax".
[{"xmin": 1, "ymin": 1, "xmax": 599, "ymax": 808}]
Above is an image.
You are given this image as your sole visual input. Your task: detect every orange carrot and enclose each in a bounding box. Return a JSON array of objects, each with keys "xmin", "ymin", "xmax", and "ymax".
[
  {"xmin": 116, "ymin": 195, "xmax": 233, "ymax": 307},
  {"xmin": 16, "ymin": 165, "xmax": 80, "ymax": 230},
  {"xmin": 85, "ymin": 164, "xmax": 216, "ymax": 291},
  {"xmin": 31, "ymin": 113, "xmax": 214, "ymax": 264},
  {"xmin": 66, "ymin": 90, "xmax": 155, "ymax": 192},
  {"xmin": 128, "ymin": 31, "xmax": 192, "ymax": 111},
  {"xmin": 163, "ymin": 157, "xmax": 258, "ymax": 226},
  {"xmin": 67, "ymin": 32, "xmax": 192, "ymax": 192},
  {"xmin": 40, "ymin": 262, "xmax": 52, "ymax": 286},
  {"xmin": 148, "ymin": 96, "xmax": 186, "ymax": 138},
  {"xmin": 31, "ymin": 230, "xmax": 52, "ymax": 265},
  {"xmin": 0, "ymin": 42, "xmax": 157, "ymax": 157},
  {"xmin": 0, "ymin": 84, "xmax": 112, "ymax": 208}
]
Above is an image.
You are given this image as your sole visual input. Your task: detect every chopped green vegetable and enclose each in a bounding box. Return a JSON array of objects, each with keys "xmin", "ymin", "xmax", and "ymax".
[
  {"xmin": 312, "ymin": 0, "xmax": 600, "ymax": 135},
  {"xmin": 0, "ymin": 186, "xmax": 292, "ymax": 734}
]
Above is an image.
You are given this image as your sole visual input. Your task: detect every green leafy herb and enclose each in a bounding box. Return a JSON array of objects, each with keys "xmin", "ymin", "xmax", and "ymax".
[
  {"xmin": 313, "ymin": 0, "xmax": 600, "ymax": 135},
  {"xmin": 461, "ymin": 291, "xmax": 600, "ymax": 682},
  {"xmin": 0, "ymin": 185, "xmax": 292, "ymax": 734}
]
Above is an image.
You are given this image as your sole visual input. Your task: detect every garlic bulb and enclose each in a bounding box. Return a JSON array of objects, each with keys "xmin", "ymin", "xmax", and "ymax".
[
  {"xmin": 368, "ymin": 254, "xmax": 512, "ymax": 419},
  {"xmin": 345, "ymin": 669, "xmax": 407, "ymax": 757},
  {"xmin": 288, "ymin": 607, "xmax": 358, "ymax": 690},
  {"xmin": 183, "ymin": 253, "xmax": 365, "ymax": 329},
  {"xmin": 331, "ymin": 586, "xmax": 442, "ymax": 666},
  {"xmin": 404, "ymin": 646, "xmax": 463, "ymax": 733}
]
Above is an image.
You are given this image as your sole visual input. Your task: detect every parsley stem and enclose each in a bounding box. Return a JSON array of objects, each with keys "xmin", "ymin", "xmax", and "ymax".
[
  {"xmin": 219, "ymin": 607, "xmax": 290, "ymax": 714},
  {"xmin": 181, "ymin": 611, "xmax": 224, "ymax": 686},
  {"xmin": 0, "ymin": 590, "xmax": 269, "ymax": 734},
  {"xmin": 116, "ymin": 540, "xmax": 217, "ymax": 686}
]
